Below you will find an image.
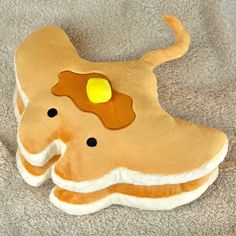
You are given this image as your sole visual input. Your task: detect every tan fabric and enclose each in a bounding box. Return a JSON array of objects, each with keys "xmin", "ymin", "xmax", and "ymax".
[
  {"xmin": 16, "ymin": 94, "xmax": 60, "ymax": 176},
  {"xmin": 54, "ymin": 171, "xmax": 211, "ymax": 204},
  {"xmin": 16, "ymin": 19, "xmax": 227, "ymax": 183},
  {"xmin": 1, "ymin": 0, "xmax": 236, "ymax": 234},
  {"xmin": 16, "ymin": 91, "xmax": 24, "ymax": 115}
]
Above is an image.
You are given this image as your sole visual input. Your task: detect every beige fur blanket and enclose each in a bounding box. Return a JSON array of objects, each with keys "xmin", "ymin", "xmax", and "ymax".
[{"xmin": 0, "ymin": 0, "xmax": 235, "ymax": 235}]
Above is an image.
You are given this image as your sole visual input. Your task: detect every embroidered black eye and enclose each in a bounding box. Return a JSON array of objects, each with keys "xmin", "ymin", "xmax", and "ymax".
[
  {"xmin": 86, "ymin": 137, "xmax": 97, "ymax": 147},
  {"xmin": 47, "ymin": 108, "xmax": 57, "ymax": 117}
]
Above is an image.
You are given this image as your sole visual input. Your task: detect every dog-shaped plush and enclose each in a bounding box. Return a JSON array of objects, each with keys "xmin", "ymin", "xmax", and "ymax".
[{"xmin": 14, "ymin": 16, "xmax": 228, "ymax": 215}]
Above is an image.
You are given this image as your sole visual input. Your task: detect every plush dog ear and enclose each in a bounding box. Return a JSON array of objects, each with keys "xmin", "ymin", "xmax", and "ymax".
[
  {"xmin": 15, "ymin": 25, "xmax": 88, "ymax": 100},
  {"xmin": 140, "ymin": 16, "xmax": 190, "ymax": 70}
]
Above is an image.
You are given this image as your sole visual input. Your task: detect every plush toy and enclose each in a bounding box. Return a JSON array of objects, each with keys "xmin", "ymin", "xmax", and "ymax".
[{"xmin": 14, "ymin": 16, "xmax": 228, "ymax": 215}]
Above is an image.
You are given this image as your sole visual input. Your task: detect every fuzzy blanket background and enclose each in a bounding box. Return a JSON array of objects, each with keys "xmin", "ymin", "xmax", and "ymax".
[{"xmin": 0, "ymin": 0, "xmax": 236, "ymax": 235}]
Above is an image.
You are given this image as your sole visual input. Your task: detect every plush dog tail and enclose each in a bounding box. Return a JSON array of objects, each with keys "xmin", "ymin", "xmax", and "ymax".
[{"xmin": 140, "ymin": 16, "xmax": 190, "ymax": 70}]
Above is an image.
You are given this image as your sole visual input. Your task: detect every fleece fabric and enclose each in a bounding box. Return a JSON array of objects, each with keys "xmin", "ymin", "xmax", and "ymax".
[{"xmin": 0, "ymin": 0, "xmax": 236, "ymax": 235}]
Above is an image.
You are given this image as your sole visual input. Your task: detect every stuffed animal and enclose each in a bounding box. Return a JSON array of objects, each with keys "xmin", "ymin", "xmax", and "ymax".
[{"xmin": 14, "ymin": 16, "xmax": 228, "ymax": 215}]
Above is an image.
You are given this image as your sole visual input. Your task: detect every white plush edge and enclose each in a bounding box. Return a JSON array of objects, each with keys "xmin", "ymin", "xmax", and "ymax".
[
  {"xmin": 49, "ymin": 168, "xmax": 219, "ymax": 215},
  {"xmin": 16, "ymin": 143, "xmax": 219, "ymax": 215},
  {"xmin": 51, "ymin": 142, "xmax": 227, "ymax": 192},
  {"xmin": 13, "ymin": 88, "xmax": 21, "ymax": 122},
  {"xmin": 16, "ymin": 150, "xmax": 51, "ymax": 187},
  {"xmin": 17, "ymin": 136, "xmax": 66, "ymax": 167}
]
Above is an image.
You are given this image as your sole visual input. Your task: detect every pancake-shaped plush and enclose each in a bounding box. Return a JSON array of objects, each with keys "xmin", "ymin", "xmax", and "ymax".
[{"xmin": 14, "ymin": 16, "xmax": 228, "ymax": 214}]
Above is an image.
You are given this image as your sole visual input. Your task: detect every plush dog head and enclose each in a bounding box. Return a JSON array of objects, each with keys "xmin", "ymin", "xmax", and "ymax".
[{"xmin": 16, "ymin": 16, "xmax": 189, "ymax": 144}]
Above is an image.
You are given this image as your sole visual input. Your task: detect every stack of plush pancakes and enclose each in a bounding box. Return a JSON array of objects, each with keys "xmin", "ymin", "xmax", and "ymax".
[{"xmin": 14, "ymin": 16, "xmax": 228, "ymax": 215}]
